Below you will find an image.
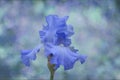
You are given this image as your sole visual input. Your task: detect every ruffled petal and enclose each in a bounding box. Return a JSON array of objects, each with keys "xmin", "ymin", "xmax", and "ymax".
[
  {"xmin": 46, "ymin": 15, "xmax": 57, "ymax": 28},
  {"xmin": 56, "ymin": 16, "xmax": 68, "ymax": 27},
  {"xmin": 39, "ymin": 15, "xmax": 74, "ymax": 47},
  {"xmin": 44, "ymin": 43, "xmax": 87, "ymax": 70},
  {"xmin": 66, "ymin": 25, "xmax": 74, "ymax": 37},
  {"xmin": 21, "ymin": 50, "xmax": 32, "ymax": 66},
  {"xmin": 21, "ymin": 45, "xmax": 41, "ymax": 66},
  {"xmin": 46, "ymin": 15, "xmax": 68, "ymax": 28}
]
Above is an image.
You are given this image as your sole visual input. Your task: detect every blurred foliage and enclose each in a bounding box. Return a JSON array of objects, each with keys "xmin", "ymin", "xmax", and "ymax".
[
  {"xmin": 115, "ymin": 0, "xmax": 120, "ymax": 11},
  {"xmin": 0, "ymin": 0, "xmax": 120, "ymax": 80}
]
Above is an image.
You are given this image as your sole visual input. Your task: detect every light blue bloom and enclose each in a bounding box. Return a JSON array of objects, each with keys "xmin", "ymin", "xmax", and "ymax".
[{"xmin": 21, "ymin": 15, "xmax": 87, "ymax": 70}]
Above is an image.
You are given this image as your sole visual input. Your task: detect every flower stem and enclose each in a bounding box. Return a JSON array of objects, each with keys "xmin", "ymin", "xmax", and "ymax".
[
  {"xmin": 47, "ymin": 54, "xmax": 55, "ymax": 80},
  {"xmin": 50, "ymin": 71, "xmax": 54, "ymax": 80},
  {"xmin": 48, "ymin": 61, "xmax": 55, "ymax": 80}
]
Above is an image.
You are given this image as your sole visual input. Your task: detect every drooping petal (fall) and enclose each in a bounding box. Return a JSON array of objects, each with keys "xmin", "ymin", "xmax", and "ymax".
[
  {"xmin": 44, "ymin": 43, "xmax": 87, "ymax": 70},
  {"xmin": 21, "ymin": 45, "xmax": 41, "ymax": 66}
]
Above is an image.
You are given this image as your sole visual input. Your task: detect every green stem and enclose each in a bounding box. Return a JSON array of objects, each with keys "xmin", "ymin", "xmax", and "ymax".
[
  {"xmin": 47, "ymin": 54, "xmax": 55, "ymax": 80},
  {"xmin": 50, "ymin": 71, "xmax": 54, "ymax": 80},
  {"xmin": 48, "ymin": 62, "xmax": 55, "ymax": 80}
]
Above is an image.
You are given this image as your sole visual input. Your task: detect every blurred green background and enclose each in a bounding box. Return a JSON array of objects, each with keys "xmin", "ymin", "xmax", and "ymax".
[{"xmin": 0, "ymin": 0, "xmax": 120, "ymax": 80}]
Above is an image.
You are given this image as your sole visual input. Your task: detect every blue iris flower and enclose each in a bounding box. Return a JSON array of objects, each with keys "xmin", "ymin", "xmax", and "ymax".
[{"xmin": 21, "ymin": 15, "xmax": 87, "ymax": 70}]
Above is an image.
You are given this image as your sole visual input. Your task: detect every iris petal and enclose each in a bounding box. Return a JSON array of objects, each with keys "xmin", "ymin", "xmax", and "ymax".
[
  {"xmin": 44, "ymin": 43, "xmax": 86, "ymax": 70},
  {"xmin": 21, "ymin": 50, "xmax": 32, "ymax": 66},
  {"xmin": 46, "ymin": 15, "xmax": 57, "ymax": 28},
  {"xmin": 39, "ymin": 15, "xmax": 74, "ymax": 46},
  {"xmin": 21, "ymin": 45, "xmax": 41, "ymax": 66}
]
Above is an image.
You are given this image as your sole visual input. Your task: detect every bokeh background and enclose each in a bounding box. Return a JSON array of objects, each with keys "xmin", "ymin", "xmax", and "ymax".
[{"xmin": 0, "ymin": 0, "xmax": 120, "ymax": 80}]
